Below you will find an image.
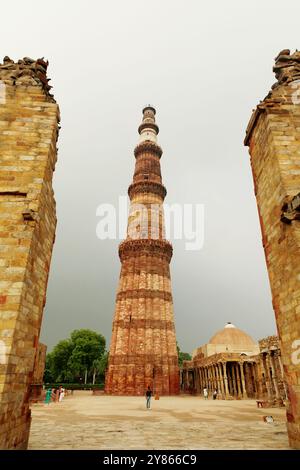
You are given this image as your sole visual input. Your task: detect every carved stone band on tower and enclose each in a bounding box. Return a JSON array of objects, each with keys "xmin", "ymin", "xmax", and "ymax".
[{"xmin": 105, "ymin": 106, "xmax": 180, "ymax": 396}]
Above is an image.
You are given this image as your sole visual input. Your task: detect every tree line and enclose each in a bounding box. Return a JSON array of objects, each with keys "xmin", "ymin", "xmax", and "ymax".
[
  {"xmin": 44, "ymin": 329, "xmax": 191, "ymax": 384},
  {"xmin": 44, "ymin": 329, "xmax": 108, "ymax": 384}
]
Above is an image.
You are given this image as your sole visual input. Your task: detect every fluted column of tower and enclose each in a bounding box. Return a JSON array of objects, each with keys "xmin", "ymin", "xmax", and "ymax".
[{"xmin": 105, "ymin": 106, "xmax": 180, "ymax": 395}]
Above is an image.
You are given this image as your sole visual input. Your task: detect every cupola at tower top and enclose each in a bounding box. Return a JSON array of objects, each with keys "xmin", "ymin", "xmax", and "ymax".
[{"xmin": 138, "ymin": 105, "xmax": 159, "ymax": 143}]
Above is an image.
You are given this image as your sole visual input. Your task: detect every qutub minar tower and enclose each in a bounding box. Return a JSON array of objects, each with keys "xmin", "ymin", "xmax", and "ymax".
[{"xmin": 105, "ymin": 106, "xmax": 180, "ymax": 395}]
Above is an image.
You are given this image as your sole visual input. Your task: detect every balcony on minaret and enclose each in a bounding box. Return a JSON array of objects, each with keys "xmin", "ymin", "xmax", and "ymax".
[{"xmin": 138, "ymin": 105, "xmax": 159, "ymax": 143}]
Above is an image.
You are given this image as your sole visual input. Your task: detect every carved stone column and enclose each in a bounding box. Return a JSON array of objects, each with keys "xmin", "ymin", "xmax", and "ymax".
[
  {"xmin": 197, "ymin": 367, "xmax": 201, "ymax": 393},
  {"xmin": 210, "ymin": 366, "xmax": 214, "ymax": 392},
  {"xmin": 207, "ymin": 367, "xmax": 211, "ymax": 393},
  {"xmin": 185, "ymin": 369, "xmax": 189, "ymax": 390},
  {"xmin": 239, "ymin": 362, "xmax": 248, "ymax": 398},
  {"xmin": 218, "ymin": 363, "xmax": 225, "ymax": 398},
  {"xmin": 235, "ymin": 363, "xmax": 242, "ymax": 398},
  {"xmin": 231, "ymin": 363, "xmax": 238, "ymax": 398},
  {"xmin": 199, "ymin": 368, "xmax": 203, "ymax": 391},
  {"xmin": 265, "ymin": 353, "xmax": 275, "ymax": 401},
  {"xmin": 261, "ymin": 354, "xmax": 272, "ymax": 400},
  {"xmin": 270, "ymin": 353, "xmax": 280, "ymax": 400},
  {"xmin": 222, "ymin": 362, "xmax": 229, "ymax": 397},
  {"xmin": 205, "ymin": 367, "xmax": 208, "ymax": 389},
  {"xmin": 212, "ymin": 365, "xmax": 216, "ymax": 391},
  {"xmin": 246, "ymin": 362, "xmax": 255, "ymax": 398},
  {"xmin": 214, "ymin": 364, "xmax": 220, "ymax": 394},
  {"xmin": 202, "ymin": 367, "xmax": 205, "ymax": 390},
  {"xmin": 278, "ymin": 353, "xmax": 288, "ymax": 400}
]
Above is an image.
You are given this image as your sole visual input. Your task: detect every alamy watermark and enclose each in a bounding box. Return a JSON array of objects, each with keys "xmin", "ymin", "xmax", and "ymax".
[
  {"xmin": 291, "ymin": 339, "xmax": 300, "ymax": 365},
  {"xmin": 96, "ymin": 196, "xmax": 204, "ymax": 251}
]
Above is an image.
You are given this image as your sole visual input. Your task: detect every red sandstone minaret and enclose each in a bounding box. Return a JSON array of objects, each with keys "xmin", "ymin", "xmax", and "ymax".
[{"xmin": 105, "ymin": 106, "xmax": 180, "ymax": 395}]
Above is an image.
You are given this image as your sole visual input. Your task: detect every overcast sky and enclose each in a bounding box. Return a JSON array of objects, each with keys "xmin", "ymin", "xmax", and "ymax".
[{"xmin": 2, "ymin": 0, "xmax": 299, "ymax": 353}]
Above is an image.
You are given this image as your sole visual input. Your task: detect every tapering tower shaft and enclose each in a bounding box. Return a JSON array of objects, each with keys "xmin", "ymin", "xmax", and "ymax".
[{"xmin": 105, "ymin": 107, "xmax": 179, "ymax": 395}]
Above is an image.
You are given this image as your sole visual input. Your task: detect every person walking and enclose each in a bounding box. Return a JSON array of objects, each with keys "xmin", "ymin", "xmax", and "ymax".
[
  {"xmin": 145, "ymin": 386, "xmax": 152, "ymax": 409},
  {"xmin": 213, "ymin": 389, "xmax": 218, "ymax": 400},
  {"xmin": 44, "ymin": 388, "xmax": 52, "ymax": 405},
  {"xmin": 203, "ymin": 387, "xmax": 208, "ymax": 399},
  {"xmin": 59, "ymin": 386, "xmax": 65, "ymax": 402}
]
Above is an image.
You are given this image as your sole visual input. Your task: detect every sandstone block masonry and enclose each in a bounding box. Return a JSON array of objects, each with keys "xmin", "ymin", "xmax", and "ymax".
[
  {"xmin": 0, "ymin": 57, "xmax": 60, "ymax": 449},
  {"xmin": 245, "ymin": 50, "xmax": 300, "ymax": 449},
  {"xmin": 30, "ymin": 342, "xmax": 47, "ymax": 403}
]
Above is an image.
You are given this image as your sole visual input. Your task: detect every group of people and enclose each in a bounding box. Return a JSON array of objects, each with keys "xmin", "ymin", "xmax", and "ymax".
[
  {"xmin": 44, "ymin": 384, "xmax": 220, "ymax": 408},
  {"xmin": 203, "ymin": 387, "xmax": 218, "ymax": 400},
  {"xmin": 145, "ymin": 384, "xmax": 221, "ymax": 408},
  {"xmin": 145, "ymin": 385, "xmax": 220, "ymax": 408},
  {"xmin": 44, "ymin": 385, "xmax": 65, "ymax": 405}
]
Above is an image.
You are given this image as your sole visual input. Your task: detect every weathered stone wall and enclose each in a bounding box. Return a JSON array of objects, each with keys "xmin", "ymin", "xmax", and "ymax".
[
  {"xmin": 245, "ymin": 50, "xmax": 300, "ymax": 449},
  {"xmin": 30, "ymin": 342, "xmax": 47, "ymax": 403},
  {"xmin": 105, "ymin": 108, "xmax": 179, "ymax": 395},
  {"xmin": 0, "ymin": 57, "xmax": 59, "ymax": 449},
  {"xmin": 32, "ymin": 342, "xmax": 47, "ymax": 385}
]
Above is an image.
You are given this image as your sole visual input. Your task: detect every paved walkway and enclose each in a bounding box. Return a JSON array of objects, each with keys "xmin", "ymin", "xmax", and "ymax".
[{"xmin": 28, "ymin": 391, "xmax": 289, "ymax": 449}]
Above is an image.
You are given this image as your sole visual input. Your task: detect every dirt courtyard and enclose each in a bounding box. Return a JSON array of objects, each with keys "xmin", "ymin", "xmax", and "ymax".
[{"xmin": 28, "ymin": 391, "xmax": 289, "ymax": 450}]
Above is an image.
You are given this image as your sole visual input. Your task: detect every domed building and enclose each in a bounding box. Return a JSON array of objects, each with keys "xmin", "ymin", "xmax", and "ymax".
[
  {"xmin": 181, "ymin": 323, "xmax": 287, "ymax": 402},
  {"xmin": 193, "ymin": 322, "xmax": 259, "ymax": 358}
]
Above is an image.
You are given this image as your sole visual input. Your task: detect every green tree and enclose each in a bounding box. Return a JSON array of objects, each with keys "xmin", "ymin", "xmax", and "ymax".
[
  {"xmin": 44, "ymin": 329, "xmax": 106, "ymax": 384},
  {"xmin": 51, "ymin": 339, "xmax": 74, "ymax": 382},
  {"xmin": 177, "ymin": 342, "xmax": 192, "ymax": 367},
  {"xmin": 43, "ymin": 352, "xmax": 54, "ymax": 383},
  {"xmin": 68, "ymin": 329, "xmax": 106, "ymax": 384},
  {"xmin": 98, "ymin": 350, "xmax": 109, "ymax": 377},
  {"xmin": 91, "ymin": 351, "xmax": 108, "ymax": 384}
]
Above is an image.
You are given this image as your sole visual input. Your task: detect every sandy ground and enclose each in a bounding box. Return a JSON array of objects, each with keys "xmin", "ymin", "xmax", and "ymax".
[{"xmin": 28, "ymin": 391, "xmax": 289, "ymax": 450}]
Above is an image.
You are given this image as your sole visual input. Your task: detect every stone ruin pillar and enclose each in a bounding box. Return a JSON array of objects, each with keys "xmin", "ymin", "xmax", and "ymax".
[
  {"xmin": 244, "ymin": 50, "xmax": 300, "ymax": 449},
  {"xmin": 0, "ymin": 57, "xmax": 60, "ymax": 449}
]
